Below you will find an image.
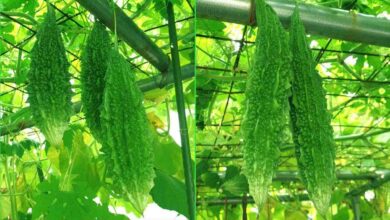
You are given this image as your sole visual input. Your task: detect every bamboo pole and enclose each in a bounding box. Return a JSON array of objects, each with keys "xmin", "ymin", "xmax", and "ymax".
[
  {"xmin": 166, "ymin": 1, "xmax": 195, "ymax": 219},
  {"xmin": 197, "ymin": 0, "xmax": 390, "ymax": 47}
]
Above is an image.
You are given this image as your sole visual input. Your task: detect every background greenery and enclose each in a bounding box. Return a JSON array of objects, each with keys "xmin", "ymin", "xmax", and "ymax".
[
  {"xmin": 196, "ymin": 0, "xmax": 390, "ymax": 219},
  {"xmin": 1, "ymin": 0, "xmax": 390, "ymax": 219},
  {"xmin": 0, "ymin": 0, "xmax": 194, "ymax": 219}
]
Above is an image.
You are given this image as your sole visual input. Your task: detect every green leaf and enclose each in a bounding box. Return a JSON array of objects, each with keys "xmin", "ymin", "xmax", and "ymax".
[
  {"xmin": 273, "ymin": 204, "xmax": 285, "ymax": 219},
  {"xmin": 197, "ymin": 19, "xmax": 226, "ymax": 34},
  {"xmin": 15, "ymin": 69, "xmax": 28, "ymax": 85},
  {"xmin": 151, "ymin": 170, "xmax": 189, "ymax": 218},
  {"xmin": 170, "ymin": 0, "xmax": 183, "ymax": 4},
  {"xmin": 61, "ymin": 127, "xmax": 101, "ymax": 194},
  {"xmin": 154, "ymin": 135, "xmax": 183, "ymax": 175},
  {"xmin": 23, "ymin": 0, "xmax": 38, "ymax": 14},
  {"xmin": 2, "ymin": 0, "xmax": 24, "ymax": 11},
  {"xmin": 367, "ymin": 56, "xmax": 382, "ymax": 69},
  {"xmin": 354, "ymin": 55, "xmax": 365, "ymax": 73},
  {"xmin": 224, "ymin": 165, "xmax": 240, "ymax": 181},
  {"xmin": 33, "ymin": 177, "xmax": 126, "ymax": 220},
  {"xmin": 3, "ymin": 33, "xmax": 16, "ymax": 45},
  {"xmin": 0, "ymin": 139, "xmax": 37, "ymax": 157},
  {"xmin": 2, "ymin": 24, "xmax": 14, "ymax": 33},
  {"xmin": 0, "ymin": 196, "xmax": 11, "ymax": 220},
  {"xmin": 0, "ymin": 107, "xmax": 32, "ymax": 125},
  {"xmin": 202, "ymin": 172, "xmax": 220, "ymax": 189},
  {"xmin": 285, "ymin": 211, "xmax": 307, "ymax": 220},
  {"xmin": 196, "ymin": 159, "xmax": 209, "ymax": 178},
  {"xmin": 221, "ymin": 174, "xmax": 248, "ymax": 195},
  {"xmin": 0, "ymin": 41, "xmax": 5, "ymax": 54},
  {"xmin": 331, "ymin": 189, "xmax": 345, "ymax": 205},
  {"xmin": 333, "ymin": 207, "xmax": 350, "ymax": 220}
]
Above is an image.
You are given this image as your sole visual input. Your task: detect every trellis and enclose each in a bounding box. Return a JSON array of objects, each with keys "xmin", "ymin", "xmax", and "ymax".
[
  {"xmin": 0, "ymin": 0, "xmax": 195, "ymax": 219},
  {"xmin": 196, "ymin": 0, "xmax": 390, "ymax": 219}
]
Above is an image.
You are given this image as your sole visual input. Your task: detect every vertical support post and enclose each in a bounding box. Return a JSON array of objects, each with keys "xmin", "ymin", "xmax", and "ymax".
[
  {"xmin": 166, "ymin": 1, "xmax": 195, "ymax": 219},
  {"xmin": 352, "ymin": 196, "xmax": 360, "ymax": 220},
  {"xmin": 242, "ymin": 194, "xmax": 248, "ymax": 220}
]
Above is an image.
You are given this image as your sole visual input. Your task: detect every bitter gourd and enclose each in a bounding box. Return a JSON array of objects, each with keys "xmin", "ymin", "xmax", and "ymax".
[
  {"xmin": 289, "ymin": 8, "xmax": 336, "ymax": 216},
  {"xmin": 27, "ymin": 6, "xmax": 72, "ymax": 146},
  {"xmin": 241, "ymin": 0, "xmax": 291, "ymax": 209},
  {"xmin": 100, "ymin": 49, "xmax": 155, "ymax": 213},
  {"xmin": 80, "ymin": 21, "xmax": 111, "ymax": 142}
]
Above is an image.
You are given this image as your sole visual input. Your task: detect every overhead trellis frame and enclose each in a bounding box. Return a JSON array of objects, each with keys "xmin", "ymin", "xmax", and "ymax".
[
  {"xmin": 197, "ymin": 0, "xmax": 390, "ymax": 47},
  {"xmin": 75, "ymin": 0, "xmax": 170, "ymax": 72}
]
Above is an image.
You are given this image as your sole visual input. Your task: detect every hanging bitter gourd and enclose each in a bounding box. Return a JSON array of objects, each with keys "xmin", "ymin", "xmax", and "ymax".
[
  {"xmin": 289, "ymin": 8, "xmax": 336, "ymax": 216},
  {"xmin": 100, "ymin": 49, "xmax": 155, "ymax": 213},
  {"xmin": 241, "ymin": 0, "xmax": 291, "ymax": 209},
  {"xmin": 27, "ymin": 6, "xmax": 72, "ymax": 147},
  {"xmin": 80, "ymin": 21, "xmax": 111, "ymax": 142}
]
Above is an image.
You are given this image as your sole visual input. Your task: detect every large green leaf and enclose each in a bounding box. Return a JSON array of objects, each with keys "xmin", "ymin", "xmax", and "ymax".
[
  {"xmin": 154, "ymin": 135, "xmax": 183, "ymax": 176},
  {"xmin": 1, "ymin": 0, "xmax": 24, "ymax": 11},
  {"xmin": 32, "ymin": 178, "xmax": 126, "ymax": 220},
  {"xmin": 150, "ymin": 170, "xmax": 189, "ymax": 218},
  {"xmin": 333, "ymin": 207, "xmax": 350, "ymax": 220}
]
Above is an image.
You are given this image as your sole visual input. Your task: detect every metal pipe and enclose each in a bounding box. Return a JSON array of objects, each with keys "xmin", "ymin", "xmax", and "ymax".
[
  {"xmin": 274, "ymin": 170, "xmax": 390, "ymax": 182},
  {"xmin": 197, "ymin": 194, "xmax": 310, "ymax": 205},
  {"xmin": 346, "ymin": 171, "xmax": 390, "ymax": 197},
  {"xmin": 76, "ymin": 0, "xmax": 170, "ymax": 72},
  {"xmin": 166, "ymin": 2, "xmax": 195, "ymax": 220},
  {"xmin": 197, "ymin": 0, "xmax": 390, "ymax": 47},
  {"xmin": 352, "ymin": 196, "xmax": 360, "ymax": 220},
  {"xmin": 0, "ymin": 64, "xmax": 194, "ymax": 136},
  {"xmin": 200, "ymin": 170, "xmax": 390, "ymax": 206},
  {"xmin": 138, "ymin": 64, "xmax": 194, "ymax": 91},
  {"xmin": 198, "ymin": 170, "xmax": 389, "ymax": 182}
]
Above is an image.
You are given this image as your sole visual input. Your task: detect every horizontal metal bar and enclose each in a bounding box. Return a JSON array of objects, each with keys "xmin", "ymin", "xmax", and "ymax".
[
  {"xmin": 274, "ymin": 170, "xmax": 390, "ymax": 182},
  {"xmin": 138, "ymin": 64, "xmax": 194, "ymax": 91},
  {"xmin": 0, "ymin": 64, "xmax": 194, "ymax": 136},
  {"xmin": 76, "ymin": 0, "xmax": 170, "ymax": 72},
  {"xmin": 346, "ymin": 172, "xmax": 390, "ymax": 197},
  {"xmin": 197, "ymin": 194, "xmax": 310, "ymax": 205},
  {"xmin": 197, "ymin": 0, "xmax": 390, "ymax": 47},
  {"xmin": 198, "ymin": 170, "xmax": 390, "ymax": 206},
  {"xmin": 197, "ymin": 170, "xmax": 390, "ymax": 182}
]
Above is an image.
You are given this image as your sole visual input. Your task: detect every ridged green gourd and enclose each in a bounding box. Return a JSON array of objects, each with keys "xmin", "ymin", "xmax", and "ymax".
[
  {"xmin": 100, "ymin": 50, "xmax": 155, "ymax": 213},
  {"xmin": 241, "ymin": 0, "xmax": 291, "ymax": 209},
  {"xmin": 80, "ymin": 21, "xmax": 111, "ymax": 142},
  {"xmin": 27, "ymin": 6, "xmax": 72, "ymax": 147},
  {"xmin": 289, "ymin": 8, "xmax": 336, "ymax": 216}
]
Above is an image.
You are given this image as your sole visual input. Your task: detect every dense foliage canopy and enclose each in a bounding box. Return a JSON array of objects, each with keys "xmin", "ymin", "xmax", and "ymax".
[
  {"xmin": 0, "ymin": 0, "xmax": 194, "ymax": 219},
  {"xmin": 196, "ymin": 0, "xmax": 389, "ymax": 219}
]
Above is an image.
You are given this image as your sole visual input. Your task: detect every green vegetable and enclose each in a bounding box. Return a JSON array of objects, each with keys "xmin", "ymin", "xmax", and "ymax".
[
  {"xmin": 241, "ymin": 0, "xmax": 291, "ymax": 209},
  {"xmin": 100, "ymin": 50, "xmax": 155, "ymax": 213},
  {"xmin": 27, "ymin": 6, "xmax": 72, "ymax": 146},
  {"xmin": 80, "ymin": 21, "xmax": 111, "ymax": 142},
  {"xmin": 289, "ymin": 8, "xmax": 336, "ymax": 216}
]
